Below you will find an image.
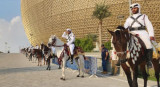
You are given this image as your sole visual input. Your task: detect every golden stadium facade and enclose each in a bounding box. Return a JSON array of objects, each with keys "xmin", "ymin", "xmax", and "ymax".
[{"xmin": 21, "ymin": 0, "xmax": 160, "ymax": 46}]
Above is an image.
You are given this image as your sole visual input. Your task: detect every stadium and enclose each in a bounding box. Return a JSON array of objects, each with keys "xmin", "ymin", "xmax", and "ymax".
[{"xmin": 21, "ymin": 0, "xmax": 160, "ymax": 46}]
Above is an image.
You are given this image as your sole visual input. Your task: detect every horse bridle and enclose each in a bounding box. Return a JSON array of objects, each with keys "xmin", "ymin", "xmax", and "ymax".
[{"xmin": 113, "ymin": 29, "xmax": 130, "ymax": 56}]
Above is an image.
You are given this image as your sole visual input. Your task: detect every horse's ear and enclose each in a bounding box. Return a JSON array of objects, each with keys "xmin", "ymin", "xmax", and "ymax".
[{"xmin": 107, "ymin": 29, "xmax": 114, "ymax": 36}]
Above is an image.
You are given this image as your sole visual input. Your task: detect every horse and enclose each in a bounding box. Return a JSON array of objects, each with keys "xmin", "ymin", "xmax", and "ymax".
[
  {"xmin": 20, "ymin": 48, "xmax": 26, "ymax": 54},
  {"xmin": 32, "ymin": 49, "xmax": 43, "ymax": 66},
  {"xmin": 49, "ymin": 35, "xmax": 85, "ymax": 80},
  {"xmin": 40, "ymin": 44, "xmax": 47, "ymax": 65},
  {"xmin": 108, "ymin": 27, "xmax": 160, "ymax": 87},
  {"xmin": 41, "ymin": 43, "xmax": 58, "ymax": 70}
]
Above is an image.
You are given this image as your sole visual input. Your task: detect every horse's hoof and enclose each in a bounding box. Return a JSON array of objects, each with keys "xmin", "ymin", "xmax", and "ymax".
[
  {"xmin": 77, "ymin": 75, "xmax": 80, "ymax": 77},
  {"xmin": 60, "ymin": 78, "xmax": 65, "ymax": 81},
  {"xmin": 81, "ymin": 76, "xmax": 84, "ymax": 78}
]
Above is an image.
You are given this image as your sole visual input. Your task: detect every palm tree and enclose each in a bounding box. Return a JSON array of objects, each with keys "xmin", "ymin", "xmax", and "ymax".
[{"xmin": 93, "ymin": 3, "xmax": 111, "ymax": 49}]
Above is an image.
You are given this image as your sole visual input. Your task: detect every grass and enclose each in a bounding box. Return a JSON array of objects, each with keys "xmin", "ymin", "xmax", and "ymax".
[{"xmin": 138, "ymin": 68, "xmax": 159, "ymax": 81}]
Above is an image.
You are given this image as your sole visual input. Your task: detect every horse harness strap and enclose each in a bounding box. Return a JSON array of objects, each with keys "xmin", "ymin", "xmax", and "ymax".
[{"xmin": 129, "ymin": 15, "xmax": 146, "ymax": 31}]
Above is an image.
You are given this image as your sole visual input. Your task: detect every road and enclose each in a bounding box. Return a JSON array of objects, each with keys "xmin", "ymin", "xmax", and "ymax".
[{"xmin": 0, "ymin": 53, "xmax": 158, "ymax": 87}]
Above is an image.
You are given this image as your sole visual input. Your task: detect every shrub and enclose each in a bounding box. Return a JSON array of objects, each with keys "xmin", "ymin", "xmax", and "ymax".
[
  {"xmin": 104, "ymin": 41, "xmax": 112, "ymax": 50},
  {"xmin": 75, "ymin": 34, "xmax": 96, "ymax": 52}
]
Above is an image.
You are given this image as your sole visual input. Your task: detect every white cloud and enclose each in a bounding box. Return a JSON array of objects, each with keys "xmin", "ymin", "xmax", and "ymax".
[{"xmin": 0, "ymin": 16, "xmax": 30, "ymax": 53}]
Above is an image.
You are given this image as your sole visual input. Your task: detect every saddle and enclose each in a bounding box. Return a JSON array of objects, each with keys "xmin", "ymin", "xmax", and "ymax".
[
  {"xmin": 127, "ymin": 34, "xmax": 147, "ymax": 64},
  {"xmin": 64, "ymin": 44, "xmax": 84, "ymax": 58}
]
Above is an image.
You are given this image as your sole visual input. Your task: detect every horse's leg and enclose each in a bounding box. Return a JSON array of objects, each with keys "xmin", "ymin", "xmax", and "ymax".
[
  {"xmin": 75, "ymin": 58, "xmax": 80, "ymax": 77},
  {"xmin": 121, "ymin": 63, "xmax": 133, "ymax": 87},
  {"xmin": 132, "ymin": 65, "xmax": 138, "ymax": 87},
  {"xmin": 140, "ymin": 62, "xmax": 148, "ymax": 87},
  {"xmin": 49, "ymin": 58, "xmax": 51, "ymax": 70},
  {"xmin": 38, "ymin": 57, "xmax": 39, "ymax": 66},
  {"xmin": 79, "ymin": 55, "xmax": 85, "ymax": 77},
  {"xmin": 46, "ymin": 58, "xmax": 49, "ymax": 70},
  {"xmin": 61, "ymin": 56, "xmax": 66, "ymax": 80},
  {"xmin": 152, "ymin": 59, "xmax": 160, "ymax": 87},
  {"xmin": 43, "ymin": 56, "xmax": 45, "ymax": 65},
  {"xmin": 40, "ymin": 56, "xmax": 42, "ymax": 66}
]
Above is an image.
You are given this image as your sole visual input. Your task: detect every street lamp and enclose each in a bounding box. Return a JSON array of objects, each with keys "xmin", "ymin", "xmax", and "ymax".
[
  {"xmin": 129, "ymin": 0, "xmax": 132, "ymax": 16},
  {"xmin": 117, "ymin": 15, "xmax": 124, "ymax": 25},
  {"xmin": 5, "ymin": 42, "xmax": 7, "ymax": 53}
]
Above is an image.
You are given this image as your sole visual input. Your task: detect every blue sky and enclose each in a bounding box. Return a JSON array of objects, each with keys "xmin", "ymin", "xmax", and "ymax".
[
  {"xmin": 0, "ymin": 0, "xmax": 21, "ymax": 21},
  {"xmin": 0, "ymin": 0, "xmax": 30, "ymax": 53}
]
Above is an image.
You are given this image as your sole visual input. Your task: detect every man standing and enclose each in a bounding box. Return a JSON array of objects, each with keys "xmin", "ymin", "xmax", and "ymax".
[
  {"xmin": 62, "ymin": 28, "xmax": 75, "ymax": 64},
  {"xmin": 124, "ymin": 3, "xmax": 154, "ymax": 68},
  {"xmin": 110, "ymin": 49, "xmax": 118, "ymax": 75},
  {"xmin": 101, "ymin": 44, "xmax": 109, "ymax": 74}
]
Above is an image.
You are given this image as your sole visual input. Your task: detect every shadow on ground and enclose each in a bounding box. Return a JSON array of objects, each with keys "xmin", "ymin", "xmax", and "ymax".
[{"xmin": 0, "ymin": 65, "xmax": 58, "ymax": 75}]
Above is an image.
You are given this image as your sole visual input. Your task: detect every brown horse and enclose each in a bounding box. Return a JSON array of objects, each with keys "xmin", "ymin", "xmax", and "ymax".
[
  {"xmin": 108, "ymin": 27, "xmax": 160, "ymax": 87},
  {"xmin": 32, "ymin": 49, "xmax": 43, "ymax": 66}
]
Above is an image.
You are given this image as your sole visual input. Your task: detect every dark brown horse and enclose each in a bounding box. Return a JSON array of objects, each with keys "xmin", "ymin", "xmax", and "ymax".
[
  {"xmin": 40, "ymin": 44, "xmax": 47, "ymax": 65},
  {"xmin": 108, "ymin": 27, "xmax": 160, "ymax": 87},
  {"xmin": 41, "ymin": 43, "xmax": 57, "ymax": 70},
  {"xmin": 32, "ymin": 49, "xmax": 43, "ymax": 66}
]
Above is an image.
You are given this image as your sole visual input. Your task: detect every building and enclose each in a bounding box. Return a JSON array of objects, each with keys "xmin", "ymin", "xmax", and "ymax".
[{"xmin": 21, "ymin": 0, "xmax": 160, "ymax": 46}]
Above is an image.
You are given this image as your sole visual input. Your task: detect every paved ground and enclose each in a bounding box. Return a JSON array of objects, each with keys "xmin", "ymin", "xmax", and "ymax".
[{"xmin": 0, "ymin": 53, "xmax": 158, "ymax": 87}]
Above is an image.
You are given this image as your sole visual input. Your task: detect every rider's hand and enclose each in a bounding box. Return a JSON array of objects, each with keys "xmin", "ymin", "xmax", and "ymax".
[{"xmin": 150, "ymin": 37, "xmax": 155, "ymax": 41}]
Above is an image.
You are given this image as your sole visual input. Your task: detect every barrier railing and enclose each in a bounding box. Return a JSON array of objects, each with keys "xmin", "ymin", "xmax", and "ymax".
[{"xmin": 52, "ymin": 56, "xmax": 97, "ymax": 75}]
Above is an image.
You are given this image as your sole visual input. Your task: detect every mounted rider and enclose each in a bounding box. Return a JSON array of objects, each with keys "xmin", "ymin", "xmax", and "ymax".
[
  {"xmin": 35, "ymin": 45, "xmax": 39, "ymax": 49},
  {"xmin": 119, "ymin": 3, "xmax": 154, "ymax": 68},
  {"xmin": 62, "ymin": 28, "xmax": 75, "ymax": 64}
]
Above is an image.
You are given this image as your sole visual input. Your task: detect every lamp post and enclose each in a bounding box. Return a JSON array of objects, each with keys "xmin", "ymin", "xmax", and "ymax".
[
  {"xmin": 5, "ymin": 42, "xmax": 7, "ymax": 53},
  {"xmin": 129, "ymin": 0, "xmax": 132, "ymax": 16},
  {"xmin": 117, "ymin": 15, "xmax": 124, "ymax": 25},
  {"xmin": 30, "ymin": 33, "xmax": 33, "ymax": 46},
  {"xmin": 8, "ymin": 47, "xmax": 10, "ymax": 53}
]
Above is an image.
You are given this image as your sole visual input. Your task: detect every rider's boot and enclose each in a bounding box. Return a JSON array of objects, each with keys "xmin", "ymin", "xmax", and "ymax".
[
  {"xmin": 70, "ymin": 55, "xmax": 74, "ymax": 64},
  {"xmin": 146, "ymin": 49, "xmax": 153, "ymax": 69}
]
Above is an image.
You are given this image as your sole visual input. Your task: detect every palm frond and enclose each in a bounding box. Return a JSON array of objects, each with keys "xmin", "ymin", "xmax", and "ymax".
[{"xmin": 93, "ymin": 3, "xmax": 111, "ymax": 21}]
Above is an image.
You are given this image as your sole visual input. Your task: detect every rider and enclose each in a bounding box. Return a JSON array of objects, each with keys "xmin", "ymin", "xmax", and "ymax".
[
  {"xmin": 35, "ymin": 45, "xmax": 39, "ymax": 49},
  {"xmin": 62, "ymin": 28, "xmax": 75, "ymax": 64},
  {"xmin": 117, "ymin": 3, "xmax": 154, "ymax": 68}
]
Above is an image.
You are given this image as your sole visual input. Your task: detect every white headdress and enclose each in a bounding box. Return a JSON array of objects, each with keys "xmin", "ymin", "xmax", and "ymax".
[
  {"xmin": 130, "ymin": 3, "xmax": 141, "ymax": 13},
  {"xmin": 66, "ymin": 28, "xmax": 72, "ymax": 32}
]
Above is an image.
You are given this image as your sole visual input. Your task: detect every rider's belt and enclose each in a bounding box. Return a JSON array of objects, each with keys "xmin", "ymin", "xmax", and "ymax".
[
  {"xmin": 71, "ymin": 42, "xmax": 75, "ymax": 44},
  {"xmin": 130, "ymin": 26, "xmax": 145, "ymax": 31}
]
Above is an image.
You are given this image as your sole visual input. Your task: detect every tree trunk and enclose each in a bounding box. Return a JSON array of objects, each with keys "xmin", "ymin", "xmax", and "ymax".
[{"xmin": 98, "ymin": 20, "xmax": 102, "ymax": 51}]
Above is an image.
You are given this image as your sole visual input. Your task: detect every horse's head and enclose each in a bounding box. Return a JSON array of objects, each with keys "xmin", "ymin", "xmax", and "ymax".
[
  {"xmin": 108, "ymin": 26, "xmax": 129, "ymax": 59},
  {"xmin": 48, "ymin": 35, "xmax": 64, "ymax": 46},
  {"xmin": 48, "ymin": 35, "xmax": 57, "ymax": 46}
]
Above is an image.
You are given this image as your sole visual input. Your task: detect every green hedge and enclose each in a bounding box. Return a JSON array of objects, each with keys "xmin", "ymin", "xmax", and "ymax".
[
  {"xmin": 104, "ymin": 41, "xmax": 112, "ymax": 50},
  {"xmin": 75, "ymin": 34, "xmax": 96, "ymax": 52}
]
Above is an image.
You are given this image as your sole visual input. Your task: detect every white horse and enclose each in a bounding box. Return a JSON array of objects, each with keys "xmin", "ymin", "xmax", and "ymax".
[{"xmin": 49, "ymin": 35, "xmax": 85, "ymax": 80}]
